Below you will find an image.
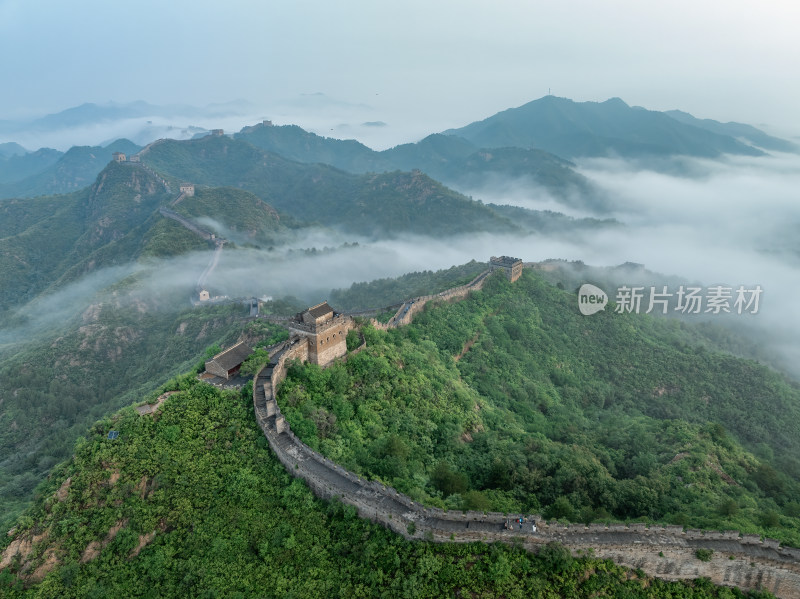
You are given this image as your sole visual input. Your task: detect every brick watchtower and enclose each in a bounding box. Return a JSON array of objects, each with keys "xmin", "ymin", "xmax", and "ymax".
[
  {"xmin": 490, "ymin": 256, "xmax": 523, "ymax": 282},
  {"xmin": 287, "ymin": 302, "xmax": 351, "ymax": 367}
]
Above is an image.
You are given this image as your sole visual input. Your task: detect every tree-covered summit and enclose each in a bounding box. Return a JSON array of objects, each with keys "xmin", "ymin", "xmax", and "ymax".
[{"xmin": 279, "ymin": 269, "xmax": 800, "ymax": 546}]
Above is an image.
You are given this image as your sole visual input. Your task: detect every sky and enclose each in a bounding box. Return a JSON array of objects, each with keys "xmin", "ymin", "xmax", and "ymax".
[{"xmin": 1, "ymin": 0, "xmax": 799, "ymax": 146}]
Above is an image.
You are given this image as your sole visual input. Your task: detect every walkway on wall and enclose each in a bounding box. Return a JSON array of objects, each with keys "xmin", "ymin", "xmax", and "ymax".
[
  {"xmin": 376, "ymin": 268, "xmax": 493, "ymax": 330},
  {"xmin": 253, "ymin": 349, "xmax": 800, "ymax": 596},
  {"xmin": 251, "ymin": 269, "xmax": 800, "ymax": 598},
  {"xmin": 196, "ymin": 239, "xmax": 224, "ymax": 291},
  {"xmin": 156, "ymin": 206, "xmax": 227, "ymax": 295},
  {"xmin": 158, "ymin": 207, "xmax": 215, "ymax": 242}
]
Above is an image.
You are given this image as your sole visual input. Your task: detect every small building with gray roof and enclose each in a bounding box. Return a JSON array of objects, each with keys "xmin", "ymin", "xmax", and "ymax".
[{"xmin": 205, "ymin": 341, "xmax": 254, "ymax": 380}]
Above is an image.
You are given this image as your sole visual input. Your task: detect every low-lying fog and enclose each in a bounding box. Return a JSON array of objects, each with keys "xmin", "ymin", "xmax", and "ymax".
[
  {"xmin": 3, "ymin": 151, "xmax": 798, "ymax": 376},
  {"xmin": 1, "ymin": 98, "xmax": 435, "ymax": 153}
]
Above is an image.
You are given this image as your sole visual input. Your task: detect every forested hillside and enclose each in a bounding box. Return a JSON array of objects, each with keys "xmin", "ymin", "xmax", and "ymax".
[
  {"xmin": 139, "ymin": 135, "xmax": 516, "ymax": 237},
  {"xmin": 0, "ymin": 258, "xmax": 505, "ymax": 533},
  {"xmin": 0, "ymin": 140, "xmax": 141, "ymax": 199},
  {"xmin": 0, "ymin": 148, "xmax": 61, "ymax": 185},
  {"xmin": 0, "ymin": 300, "xmax": 279, "ymax": 532},
  {"xmin": 279, "ymin": 270, "xmax": 800, "ymax": 546},
  {"xmin": 0, "ymin": 162, "xmax": 171, "ymax": 314},
  {"xmin": 173, "ymin": 186, "xmax": 284, "ymax": 246},
  {"xmin": 235, "ymin": 123, "xmax": 600, "ymax": 204},
  {"xmin": 0, "ymin": 374, "xmax": 771, "ymax": 598}
]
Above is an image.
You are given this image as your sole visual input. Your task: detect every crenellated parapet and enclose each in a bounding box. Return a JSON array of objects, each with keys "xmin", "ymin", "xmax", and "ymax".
[
  {"xmin": 252, "ymin": 346, "xmax": 800, "ymax": 597},
  {"xmin": 287, "ymin": 304, "xmax": 351, "ymax": 367},
  {"xmin": 248, "ymin": 262, "xmax": 800, "ymax": 598}
]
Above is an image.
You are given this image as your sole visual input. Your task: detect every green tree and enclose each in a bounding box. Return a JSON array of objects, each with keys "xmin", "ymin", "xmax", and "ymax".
[{"xmin": 430, "ymin": 462, "xmax": 468, "ymax": 497}]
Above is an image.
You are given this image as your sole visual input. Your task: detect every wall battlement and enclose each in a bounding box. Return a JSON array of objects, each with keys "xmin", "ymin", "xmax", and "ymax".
[
  {"xmin": 253, "ymin": 351, "xmax": 800, "ymax": 598},
  {"xmin": 370, "ymin": 269, "xmax": 492, "ymax": 330},
  {"xmin": 249, "ymin": 261, "xmax": 800, "ymax": 598},
  {"xmin": 287, "ymin": 313, "xmax": 351, "ymax": 336}
]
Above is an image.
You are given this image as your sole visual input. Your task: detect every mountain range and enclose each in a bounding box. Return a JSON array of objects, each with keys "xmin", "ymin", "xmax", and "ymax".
[
  {"xmin": 234, "ymin": 124, "xmax": 596, "ymax": 198},
  {"xmin": 443, "ymin": 96, "xmax": 797, "ymax": 158},
  {"xmin": 2, "ymin": 95, "xmax": 794, "ymax": 213},
  {"xmin": 0, "ymin": 100, "xmax": 254, "ymax": 136},
  {"xmin": 0, "ymin": 139, "xmax": 141, "ymax": 198},
  {"xmin": 1, "ymin": 124, "xmax": 598, "ymax": 207},
  {"xmin": 1, "ymin": 96, "xmax": 799, "ymax": 596}
]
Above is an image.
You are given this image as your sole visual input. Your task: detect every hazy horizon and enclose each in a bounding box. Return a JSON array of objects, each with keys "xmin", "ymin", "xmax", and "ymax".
[{"xmin": 1, "ymin": 0, "xmax": 799, "ymax": 150}]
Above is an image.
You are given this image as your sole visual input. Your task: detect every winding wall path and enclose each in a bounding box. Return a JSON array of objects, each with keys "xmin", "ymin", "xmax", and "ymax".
[
  {"xmin": 252, "ymin": 271, "xmax": 800, "ymax": 598},
  {"xmin": 157, "ymin": 206, "xmax": 227, "ymax": 294},
  {"xmin": 369, "ymin": 269, "xmax": 492, "ymax": 329}
]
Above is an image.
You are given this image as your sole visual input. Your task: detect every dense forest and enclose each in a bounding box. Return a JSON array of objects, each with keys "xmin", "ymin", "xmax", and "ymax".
[
  {"xmin": 279, "ymin": 270, "xmax": 800, "ymax": 546},
  {"xmin": 139, "ymin": 136, "xmax": 517, "ymax": 238},
  {"xmin": 0, "ymin": 375, "xmax": 774, "ymax": 598},
  {"xmin": 0, "ymin": 252, "xmax": 504, "ymax": 533}
]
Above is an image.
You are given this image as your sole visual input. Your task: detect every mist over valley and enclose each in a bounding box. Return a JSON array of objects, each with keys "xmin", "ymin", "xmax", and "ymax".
[{"xmin": 2, "ymin": 92, "xmax": 800, "ymax": 596}]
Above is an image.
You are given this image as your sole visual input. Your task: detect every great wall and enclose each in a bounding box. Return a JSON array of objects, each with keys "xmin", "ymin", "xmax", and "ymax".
[
  {"xmin": 252, "ymin": 266, "xmax": 800, "ymax": 599},
  {"xmin": 115, "ymin": 152, "xmax": 229, "ymax": 302},
  {"xmin": 108, "ymin": 152, "xmax": 800, "ymax": 595}
]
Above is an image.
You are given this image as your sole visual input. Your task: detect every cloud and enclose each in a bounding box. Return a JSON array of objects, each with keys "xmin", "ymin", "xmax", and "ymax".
[
  {"xmin": 1, "ymin": 150, "xmax": 798, "ymax": 377},
  {"xmin": 0, "ymin": 263, "xmax": 139, "ymax": 347}
]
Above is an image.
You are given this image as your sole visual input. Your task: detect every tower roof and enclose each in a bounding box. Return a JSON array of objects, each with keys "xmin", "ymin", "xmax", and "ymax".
[
  {"xmin": 208, "ymin": 341, "xmax": 253, "ymax": 371},
  {"xmin": 306, "ymin": 301, "xmax": 334, "ymax": 319}
]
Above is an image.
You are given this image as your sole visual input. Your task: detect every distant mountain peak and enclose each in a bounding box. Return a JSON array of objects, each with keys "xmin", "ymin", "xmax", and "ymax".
[
  {"xmin": 0, "ymin": 141, "xmax": 28, "ymax": 157},
  {"xmin": 443, "ymin": 95, "xmax": 778, "ymax": 159},
  {"xmin": 602, "ymin": 97, "xmax": 629, "ymax": 107}
]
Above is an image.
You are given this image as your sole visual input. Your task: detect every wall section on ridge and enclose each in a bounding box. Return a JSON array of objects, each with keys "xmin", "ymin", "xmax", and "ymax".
[{"xmin": 251, "ymin": 267, "xmax": 800, "ymax": 598}]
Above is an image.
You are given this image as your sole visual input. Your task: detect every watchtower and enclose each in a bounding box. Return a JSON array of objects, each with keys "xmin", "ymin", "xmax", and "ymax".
[
  {"xmin": 490, "ymin": 256, "xmax": 523, "ymax": 282},
  {"xmin": 288, "ymin": 301, "xmax": 351, "ymax": 367}
]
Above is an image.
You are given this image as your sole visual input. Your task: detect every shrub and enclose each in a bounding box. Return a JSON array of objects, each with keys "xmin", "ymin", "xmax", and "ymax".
[
  {"xmin": 538, "ymin": 542, "xmax": 574, "ymax": 573},
  {"xmin": 695, "ymin": 548, "xmax": 714, "ymax": 562}
]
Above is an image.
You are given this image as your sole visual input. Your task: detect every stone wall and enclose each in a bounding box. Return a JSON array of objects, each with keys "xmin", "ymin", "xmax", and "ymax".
[
  {"xmin": 250, "ymin": 266, "xmax": 800, "ymax": 598},
  {"xmin": 268, "ymin": 337, "xmax": 309, "ymax": 402},
  {"xmin": 399, "ymin": 269, "xmax": 492, "ymax": 325},
  {"xmin": 345, "ymin": 303, "xmax": 404, "ymax": 319},
  {"xmin": 370, "ymin": 269, "xmax": 492, "ymax": 330},
  {"xmin": 158, "ymin": 207, "xmax": 214, "ymax": 241},
  {"xmin": 287, "ymin": 313, "xmax": 351, "ymax": 367},
  {"xmin": 347, "ymin": 335, "xmax": 368, "ymax": 358},
  {"xmin": 310, "ymin": 320, "xmax": 350, "ymax": 367},
  {"xmin": 254, "ymin": 352, "xmax": 800, "ymax": 597}
]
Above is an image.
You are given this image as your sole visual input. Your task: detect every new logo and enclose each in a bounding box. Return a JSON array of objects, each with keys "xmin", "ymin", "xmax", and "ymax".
[{"xmin": 578, "ymin": 283, "xmax": 608, "ymax": 316}]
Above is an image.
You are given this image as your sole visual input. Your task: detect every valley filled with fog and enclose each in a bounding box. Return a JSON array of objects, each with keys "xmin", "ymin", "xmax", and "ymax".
[{"xmin": 3, "ymin": 142, "xmax": 798, "ymax": 379}]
